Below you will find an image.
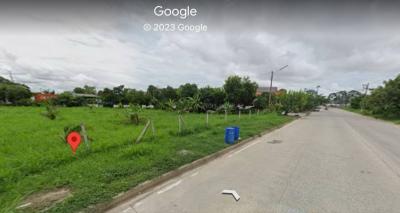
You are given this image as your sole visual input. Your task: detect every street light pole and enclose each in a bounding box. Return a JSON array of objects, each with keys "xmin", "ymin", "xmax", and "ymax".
[{"xmin": 268, "ymin": 65, "xmax": 288, "ymax": 107}]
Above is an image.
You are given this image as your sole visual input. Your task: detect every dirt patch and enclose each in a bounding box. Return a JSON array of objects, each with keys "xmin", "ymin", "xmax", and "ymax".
[{"xmin": 16, "ymin": 187, "xmax": 71, "ymax": 211}]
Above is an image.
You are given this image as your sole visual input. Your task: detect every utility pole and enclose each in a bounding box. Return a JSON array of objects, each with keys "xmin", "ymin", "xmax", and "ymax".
[
  {"xmin": 362, "ymin": 83, "xmax": 369, "ymax": 96},
  {"xmin": 268, "ymin": 65, "xmax": 288, "ymax": 107},
  {"xmin": 8, "ymin": 71, "xmax": 14, "ymax": 82},
  {"xmin": 316, "ymin": 85, "xmax": 320, "ymax": 95},
  {"xmin": 268, "ymin": 70, "xmax": 274, "ymax": 107}
]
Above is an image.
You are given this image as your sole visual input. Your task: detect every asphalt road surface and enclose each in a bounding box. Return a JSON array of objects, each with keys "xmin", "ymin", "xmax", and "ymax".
[{"xmin": 108, "ymin": 108, "xmax": 400, "ymax": 213}]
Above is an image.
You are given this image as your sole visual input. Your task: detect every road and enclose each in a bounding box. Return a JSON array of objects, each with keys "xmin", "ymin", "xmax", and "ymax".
[{"xmin": 108, "ymin": 108, "xmax": 400, "ymax": 213}]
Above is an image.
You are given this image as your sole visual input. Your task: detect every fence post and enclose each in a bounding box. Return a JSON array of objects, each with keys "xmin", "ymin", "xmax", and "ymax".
[
  {"xmin": 249, "ymin": 110, "xmax": 252, "ymax": 117},
  {"xmin": 206, "ymin": 111, "xmax": 209, "ymax": 127},
  {"xmin": 257, "ymin": 109, "xmax": 259, "ymax": 116},
  {"xmin": 225, "ymin": 110, "xmax": 227, "ymax": 121},
  {"xmin": 178, "ymin": 115, "xmax": 182, "ymax": 133},
  {"xmin": 136, "ymin": 120, "xmax": 151, "ymax": 143},
  {"xmin": 151, "ymin": 119, "xmax": 155, "ymax": 137},
  {"xmin": 80, "ymin": 123, "xmax": 90, "ymax": 150},
  {"xmin": 239, "ymin": 110, "xmax": 241, "ymax": 120}
]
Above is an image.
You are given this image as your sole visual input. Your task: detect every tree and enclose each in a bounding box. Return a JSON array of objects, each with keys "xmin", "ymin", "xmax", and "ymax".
[
  {"xmin": 223, "ymin": 76, "xmax": 242, "ymax": 106},
  {"xmin": 178, "ymin": 83, "xmax": 198, "ymax": 98},
  {"xmin": 199, "ymin": 86, "xmax": 226, "ymax": 110},
  {"xmin": 0, "ymin": 77, "xmax": 32, "ymax": 105},
  {"xmin": 241, "ymin": 77, "xmax": 258, "ymax": 106},
  {"xmin": 73, "ymin": 85, "xmax": 96, "ymax": 94},
  {"xmin": 223, "ymin": 75, "xmax": 258, "ymax": 106},
  {"xmin": 147, "ymin": 85, "xmax": 161, "ymax": 99},
  {"xmin": 161, "ymin": 86, "xmax": 178, "ymax": 101},
  {"xmin": 363, "ymin": 75, "xmax": 400, "ymax": 117},
  {"xmin": 55, "ymin": 92, "xmax": 74, "ymax": 106},
  {"xmin": 98, "ymin": 86, "xmax": 125, "ymax": 107},
  {"xmin": 253, "ymin": 95, "xmax": 268, "ymax": 109},
  {"xmin": 278, "ymin": 91, "xmax": 320, "ymax": 114},
  {"xmin": 350, "ymin": 96, "xmax": 363, "ymax": 109}
]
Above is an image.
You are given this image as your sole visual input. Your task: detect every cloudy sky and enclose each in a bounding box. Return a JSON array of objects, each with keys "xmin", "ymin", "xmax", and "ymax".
[{"xmin": 0, "ymin": 0, "xmax": 399, "ymax": 95}]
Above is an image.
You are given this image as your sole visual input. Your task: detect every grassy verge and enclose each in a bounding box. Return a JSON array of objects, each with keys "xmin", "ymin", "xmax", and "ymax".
[
  {"xmin": 344, "ymin": 107, "xmax": 400, "ymax": 125},
  {"xmin": 0, "ymin": 107, "xmax": 293, "ymax": 212}
]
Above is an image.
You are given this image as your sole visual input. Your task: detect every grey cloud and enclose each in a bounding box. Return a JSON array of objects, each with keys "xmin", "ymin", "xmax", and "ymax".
[{"xmin": 1, "ymin": 1, "xmax": 400, "ymax": 95}]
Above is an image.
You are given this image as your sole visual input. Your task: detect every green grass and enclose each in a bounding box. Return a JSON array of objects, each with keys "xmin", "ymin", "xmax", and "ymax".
[
  {"xmin": 0, "ymin": 107, "xmax": 293, "ymax": 212},
  {"xmin": 344, "ymin": 107, "xmax": 400, "ymax": 125}
]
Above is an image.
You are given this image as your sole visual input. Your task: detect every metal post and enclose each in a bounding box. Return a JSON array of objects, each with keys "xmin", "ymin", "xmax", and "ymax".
[{"xmin": 268, "ymin": 71, "xmax": 274, "ymax": 107}]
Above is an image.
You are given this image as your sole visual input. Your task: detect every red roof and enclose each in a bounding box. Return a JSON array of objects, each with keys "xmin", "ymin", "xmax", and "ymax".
[{"xmin": 34, "ymin": 93, "xmax": 57, "ymax": 102}]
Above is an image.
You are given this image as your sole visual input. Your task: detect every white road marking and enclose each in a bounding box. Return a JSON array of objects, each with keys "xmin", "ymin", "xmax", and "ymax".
[
  {"xmin": 122, "ymin": 207, "xmax": 133, "ymax": 213},
  {"xmin": 157, "ymin": 180, "xmax": 182, "ymax": 194},
  {"xmin": 190, "ymin": 171, "xmax": 199, "ymax": 177},
  {"xmin": 222, "ymin": 189, "xmax": 240, "ymax": 201},
  {"xmin": 133, "ymin": 201, "xmax": 143, "ymax": 207},
  {"xmin": 227, "ymin": 141, "xmax": 260, "ymax": 158}
]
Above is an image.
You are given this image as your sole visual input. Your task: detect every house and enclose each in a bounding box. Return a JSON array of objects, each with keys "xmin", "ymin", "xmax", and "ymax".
[
  {"xmin": 72, "ymin": 93, "xmax": 100, "ymax": 105},
  {"xmin": 33, "ymin": 92, "xmax": 57, "ymax": 102},
  {"xmin": 256, "ymin": 87, "xmax": 278, "ymax": 96}
]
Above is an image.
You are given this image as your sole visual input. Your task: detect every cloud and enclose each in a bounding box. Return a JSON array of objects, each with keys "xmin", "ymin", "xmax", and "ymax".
[{"xmin": 0, "ymin": 0, "xmax": 400, "ymax": 95}]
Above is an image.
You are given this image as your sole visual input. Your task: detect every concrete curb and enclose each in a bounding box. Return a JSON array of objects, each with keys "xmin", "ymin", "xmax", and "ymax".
[{"xmin": 93, "ymin": 118, "xmax": 298, "ymax": 212}]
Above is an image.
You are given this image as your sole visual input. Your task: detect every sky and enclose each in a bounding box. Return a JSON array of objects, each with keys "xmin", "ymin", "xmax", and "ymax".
[{"xmin": 0, "ymin": 0, "xmax": 399, "ymax": 95}]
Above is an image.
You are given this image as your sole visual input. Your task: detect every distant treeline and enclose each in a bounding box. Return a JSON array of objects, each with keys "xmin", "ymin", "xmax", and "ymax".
[
  {"xmin": 330, "ymin": 74, "xmax": 400, "ymax": 118},
  {"xmin": 0, "ymin": 75, "xmax": 326, "ymax": 113}
]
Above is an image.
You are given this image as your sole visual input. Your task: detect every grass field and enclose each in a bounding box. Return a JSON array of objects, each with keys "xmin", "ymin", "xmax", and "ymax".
[
  {"xmin": 0, "ymin": 107, "xmax": 293, "ymax": 212},
  {"xmin": 344, "ymin": 107, "xmax": 400, "ymax": 125}
]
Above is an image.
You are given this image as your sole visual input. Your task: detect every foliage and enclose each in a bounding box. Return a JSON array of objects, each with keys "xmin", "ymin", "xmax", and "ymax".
[
  {"xmin": 0, "ymin": 76, "xmax": 32, "ymax": 105},
  {"xmin": 362, "ymin": 75, "xmax": 400, "ymax": 117},
  {"xmin": 328, "ymin": 90, "xmax": 361, "ymax": 106},
  {"xmin": 253, "ymin": 94, "xmax": 268, "ymax": 109},
  {"xmin": 350, "ymin": 96, "xmax": 363, "ymax": 109},
  {"xmin": 199, "ymin": 86, "xmax": 225, "ymax": 111},
  {"xmin": 165, "ymin": 99, "xmax": 176, "ymax": 111},
  {"xmin": 125, "ymin": 105, "xmax": 144, "ymax": 125},
  {"xmin": 73, "ymin": 85, "xmax": 96, "ymax": 95},
  {"xmin": 174, "ymin": 95, "xmax": 204, "ymax": 113},
  {"xmin": 216, "ymin": 102, "xmax": 234, "ymax": 113},
  {"xmin": 98, "ymin": 85, "xmax": 125, "ymax": 107},
  {"xmin": 62, "ymin": 124, "xmax": 82, "ymax": 142},
  {"xmin": 178, "ymin": 83, "xmax": 198, "ymax": 98},
  {"xmin": 278, "ymin": 90, "xmax": 325, "ymax": 114},
  {"xmin": 43, "ymin": 101, "xmax": 57, "ymax": 120},
  {"xmin": 223, "ymin": 75, "xmax": 258, "ymax": 106}
]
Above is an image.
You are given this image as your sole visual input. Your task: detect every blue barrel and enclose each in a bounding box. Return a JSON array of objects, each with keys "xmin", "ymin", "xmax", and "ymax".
[
  {"xmin": 232, "ymin": 126, "xmax": 240, "ymax": 140},
  {"xmin": 225, "ymin": 127, "xmax": 235, "ymax": 144}
]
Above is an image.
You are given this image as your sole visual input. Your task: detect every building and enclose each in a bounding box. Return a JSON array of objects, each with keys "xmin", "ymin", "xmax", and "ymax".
[
  {"xmin": 72, "ymin": 93, "xmax": 101, "ymax": 105},
  {"xmin": 256, "ymin": 87, "xmax": 278, "ymax": 96},
  {"xmin": 33, "ymin": 92, "xmax": 57, "ymax": 102}
]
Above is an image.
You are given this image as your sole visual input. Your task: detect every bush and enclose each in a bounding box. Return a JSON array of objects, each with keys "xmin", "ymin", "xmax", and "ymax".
[
  {"xmin": 43, "ymin": 101, "xmax": 57, "ymax": 120},
  {"xmin": 362, "ymin": 75, "xmax": 400, "ymax": 118},
  {"xmin": 350, "ymin": 96, "xmax": 363, "ymax": 109}
]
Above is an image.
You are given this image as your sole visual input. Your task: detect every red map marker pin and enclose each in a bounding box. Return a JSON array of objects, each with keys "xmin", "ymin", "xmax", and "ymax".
[{"xmin": 67, "ymin": 131, "xmax": 81, "ymax": 154}]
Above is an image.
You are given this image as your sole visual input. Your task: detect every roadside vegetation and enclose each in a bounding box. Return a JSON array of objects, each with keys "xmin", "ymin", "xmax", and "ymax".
[
  {"xmin": 0, "ymin": 107, "xmax": 293, "ymax": 212},
  {"xmin": 0, "ymin": 75, "xmax": 326, "ymax": 212},
  {"xmin": 329, "ymin": 74, "xmax": 400, "ymax": 124}
]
